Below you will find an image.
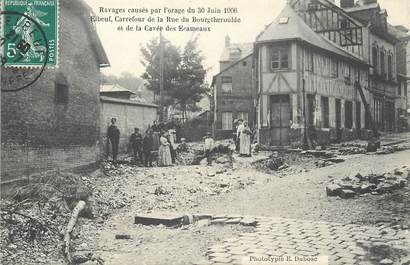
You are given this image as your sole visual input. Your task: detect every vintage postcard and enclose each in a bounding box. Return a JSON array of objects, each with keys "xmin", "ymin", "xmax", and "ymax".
[{"xmin": 1, "ymin": 0, "xmax": 410, "ymax": 264}]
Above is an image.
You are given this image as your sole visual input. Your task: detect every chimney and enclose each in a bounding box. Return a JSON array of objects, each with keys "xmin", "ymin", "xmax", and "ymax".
[
  {"xmin": 340, "ymin": 0, "xmax": 354, "ymax": 8},
  {"xmin": 225, "ymin": 35, "xmax": 230, "ymax": 47}
]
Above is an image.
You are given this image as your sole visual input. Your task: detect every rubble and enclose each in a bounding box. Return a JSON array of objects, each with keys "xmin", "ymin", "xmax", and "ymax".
[{"xmin": 326, "ymin": 167, "xmax": 409, "ymax": 199}]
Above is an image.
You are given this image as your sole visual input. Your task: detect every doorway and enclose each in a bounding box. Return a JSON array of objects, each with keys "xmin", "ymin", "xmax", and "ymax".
[{"xmin": 270, "ymin": 95, "xmax": 291, "ymax": 146}]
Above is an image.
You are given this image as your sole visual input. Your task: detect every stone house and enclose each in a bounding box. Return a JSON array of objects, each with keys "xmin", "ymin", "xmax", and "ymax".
[
  {"xmin": 342, "ymin": 0, "xmax": 408, "ymax": 132},
  {"xmin": 211, "ymin": 36, "xmax": 255, "ymax": 139},
  {"xmin": 1, "ymin": 0, "xmax": 109, "ymax": 182}
]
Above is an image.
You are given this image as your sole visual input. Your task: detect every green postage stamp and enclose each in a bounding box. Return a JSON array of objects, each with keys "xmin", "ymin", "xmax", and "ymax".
[{"xmin": 1, "ymin": 0, "xmax": 58, "ymax": 67}]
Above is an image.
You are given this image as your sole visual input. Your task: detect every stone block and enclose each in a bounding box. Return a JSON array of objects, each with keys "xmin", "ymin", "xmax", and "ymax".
[
  {"xmin": 210, "ymin": 218, "xmax": 228, "ymax": 225},
  {"xmin": 134, "ymin": 213, "xmax": 184, "ymax": 227},
  {"xmin": 196, "ymin": 219, "xmax": 210, "ymax": 227},
  {"xmin": 399, "ymin": 179, "xmax": 408, "ymax": 188},
  {"xmin": 339, "ymin": 189, "xmax": 355, "ymax": 199},
  {"xmin": 225, "ymin": 218, "xmax": 242, "ymax": 224},
  {"xmin": 379, "ymin": 259, "xmax": 393, "ymax": 265},
  {"xmin": 359, "ymin": 184, "xmax": 372, "ymax": 194},
  {"xmin": 326, "ymin": 184, "xmax": 342, "ymax": 196},
  {"xmin": 240, "ymin": 218, "xmax": 257, "ymax": 226},
  {"xmin": 115, "ymin": 234, "xmax": 131, "ymax": 239},
  {"xmin": 193, "ymin": 213, "xmax": 213, "ymax": 221}
]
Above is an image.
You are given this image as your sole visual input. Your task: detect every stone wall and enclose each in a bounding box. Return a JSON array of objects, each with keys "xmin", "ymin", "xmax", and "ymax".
[{"xmin": 1, "ymin": 0, "xmax": 103, "ymax": 182}]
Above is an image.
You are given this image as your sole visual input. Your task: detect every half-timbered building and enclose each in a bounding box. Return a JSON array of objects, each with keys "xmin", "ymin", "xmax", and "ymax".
[
  {"xmin": 255, "ymin": 3, "xmax": 369, "ymax": 146},
  {"xmin": 255, "ymin": 0, "xmax": 408, "ymax": 146}
]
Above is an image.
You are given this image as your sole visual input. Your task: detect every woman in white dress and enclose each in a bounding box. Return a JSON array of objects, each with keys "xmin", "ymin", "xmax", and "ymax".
[
  {"xmin": 239, "ymin": 121, "xmax": 252, "ymax": 157},
  {"xmin": 158, "ymin": 132, "xmax": 173, "ymax": 166}
]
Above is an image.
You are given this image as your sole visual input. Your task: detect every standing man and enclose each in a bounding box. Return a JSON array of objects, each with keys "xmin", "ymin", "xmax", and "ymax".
[
  {"xmin": 107, "ymin": 118, "xmax": 120, "ymax": 162},
  {"xmin": 129, "ymin": 128, "xmax": 143, "ymax": 165},
  {"xmin": 143, "ymin": 129, "xmax": 154, "ymax": 167}
]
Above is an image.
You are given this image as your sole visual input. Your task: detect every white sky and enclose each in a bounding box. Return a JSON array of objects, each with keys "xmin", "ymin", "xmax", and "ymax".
[{"xmin": 85, "ymin": 0, "xmax": 410, "ymax": 83}]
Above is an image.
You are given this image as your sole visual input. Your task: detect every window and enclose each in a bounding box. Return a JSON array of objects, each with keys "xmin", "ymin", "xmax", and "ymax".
[
  {"xmin": 271, "ymin": 47, "xmax": 289, "ymax": 70},
  {"xmin": 380, "ymin": 50, "xmax": 385, "ymax": 78},
  {"xmin": 345, "ymin": 100, "xmax": 353, "ymax": 129},
  {"xmin": 321, "ymin": 96, "xmax": 329, "ymax": 128},
  {"xmin": 237, "ymin": 112, "xmax": 248, "ymax": 123},
  {"xmin": 242, "ymin": 61, "xmax": 247, "ymax": 66},
  {"xmin": 279, "ymin": 17, "xmax": 289, "ymax": 24},
  {"xmin": 387, "ymin": 54, "xmax": 392, "ymax": 81},
  {"xmin": 372, "ymin": 46, "xmax": 378, "ymax": 74},
  {"xmin": 55, "ymin": 73, "xmax": 69, "ymax": 105},
  {"xmin": 331, "ymin": 59, "xmax": 338, "ymax": 78},
  {"xmin": 398, "ymin": 83, "xmax": 402, "ymax": 96},
  {"xmin": 305, "ymin": 49, "xmax": 314, "ymax": 72},
  {"xmin": 221, "ymin": 76, "xmax": 232, "ymax": 93},
  {"xmin": 221, "ymin": 112, "xmax": 233, "ymax": 130},
  {"xmin": 344, "ymin": 63, "xmax": 351, "ymax": 84}
]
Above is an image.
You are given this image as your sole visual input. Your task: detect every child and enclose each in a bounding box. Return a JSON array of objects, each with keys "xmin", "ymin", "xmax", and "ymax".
[{"xmin": 204, "ymin": 132, "xmax": 214, "ymax": 166}]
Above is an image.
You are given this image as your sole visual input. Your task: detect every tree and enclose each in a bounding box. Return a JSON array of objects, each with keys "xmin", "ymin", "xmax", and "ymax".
[
  {"xmin": 170, "ymin": 36, "xmax": 208, "ymax": 122},
  {"xmin": 140, "ymin": 37, "xmax": 180, "ymax": 106}
]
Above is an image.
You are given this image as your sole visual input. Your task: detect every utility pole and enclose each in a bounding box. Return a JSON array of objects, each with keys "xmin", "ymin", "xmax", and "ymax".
[{"xmin": 159, "ymin": 31, "xmax": 164, "ymax": 122}]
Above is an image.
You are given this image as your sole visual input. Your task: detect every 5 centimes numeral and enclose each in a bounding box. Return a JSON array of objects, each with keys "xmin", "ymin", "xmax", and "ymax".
[{"xmin": 2, "ymin": 0, "xmax": 57, "ymax": 67}]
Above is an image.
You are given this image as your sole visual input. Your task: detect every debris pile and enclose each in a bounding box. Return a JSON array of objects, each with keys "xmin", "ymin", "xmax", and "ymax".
[
  {"xmin": 176, "ymin": 141, "xmax": 233, "ymax": 166},
  {"xmin": 315, "ymin": 157, "xmax": 345, "ymax": 168},
  {"xmin": 375, "ymin": 145, "xmax": 408, "ymax": 155},
  {"xmin": 337, "ymin": 146, "xmax": 367, "ymax": 155},
  {"xmin": 326, "ymin": 167, "xmax": 410, "ymax": 199},
  {"xmin": 0, "ymin": 170, "xmax": 97, "ymax": 265}
]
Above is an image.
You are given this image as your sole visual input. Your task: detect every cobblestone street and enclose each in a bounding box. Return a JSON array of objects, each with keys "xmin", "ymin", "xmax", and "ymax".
[
  {"xmin": 203, "ymin": 216, "xmax": 409, "ymax": 265},
  {"xmin": 75, "ymin": 140, "xmax": 410, "ymax": 265}
]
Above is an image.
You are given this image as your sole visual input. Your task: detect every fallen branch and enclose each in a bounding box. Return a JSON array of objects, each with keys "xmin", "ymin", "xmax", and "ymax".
[{"xmin": 63, "ymin": 200, "xmax": 86, "ymax": 264}]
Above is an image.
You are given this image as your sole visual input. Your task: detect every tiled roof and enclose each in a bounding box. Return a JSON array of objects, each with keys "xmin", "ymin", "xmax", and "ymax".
[
  {"xmin": 100, "ymin": 84, "xmax": 135, "ymax": 94},
  {"xmin": 100, "ymin": 96, "xmax": 158, "ymax": 108},
  {"xmin": 256, "ymin": 4, "xmax": 367, "ymax": 64}
]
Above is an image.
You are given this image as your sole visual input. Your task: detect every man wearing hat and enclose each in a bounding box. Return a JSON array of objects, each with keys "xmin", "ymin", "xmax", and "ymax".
[{"xmin": 107, "ymin": 118, "xmax": 120, "ymax": 162}]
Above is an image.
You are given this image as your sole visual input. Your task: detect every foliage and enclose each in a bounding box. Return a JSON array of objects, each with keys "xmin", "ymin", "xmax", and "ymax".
[
  {"xmin": 170, "ymin": 36, "xmax": 208, "ymax": 120},
  {"xmin": 140, "ymin": 37, "xmax": 180, "ymax": 106},
  {"xmin": 140, "ymin": 35, "xmax": 208, "ymax": 118}
]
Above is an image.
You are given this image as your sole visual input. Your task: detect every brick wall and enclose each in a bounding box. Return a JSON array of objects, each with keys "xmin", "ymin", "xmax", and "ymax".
[{"xmin": 1, "ymin": 0, "xmax": 103, "ymax": 181}]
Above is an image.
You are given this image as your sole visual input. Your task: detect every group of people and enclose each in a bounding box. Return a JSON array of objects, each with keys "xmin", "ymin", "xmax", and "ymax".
[
  {"xmin": 233, "ymin": 119, "xmax": 253, "ymax": 157},
  {"xmin": 106, "ymin": 117, "xmax": 255, "ymax": 167},
  {"xmin": 106, "ymin": 118, "xmax": 177, "ymax": 167}
]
